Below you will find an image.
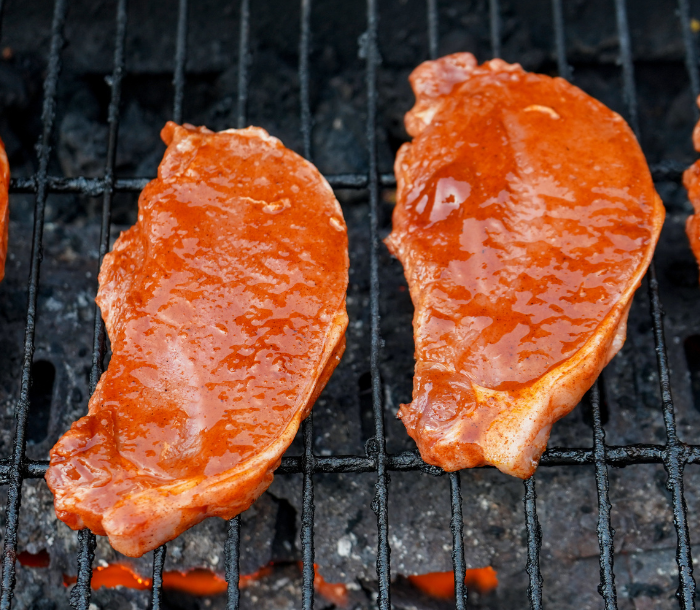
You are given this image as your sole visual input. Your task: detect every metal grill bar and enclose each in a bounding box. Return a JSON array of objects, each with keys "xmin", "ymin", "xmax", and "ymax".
[
  {"xmin": 365, "ymin": 1, "xmax": 391, "ymax": 608},
  {"xmin": 225, "ymin": 515, "xmax": 241, "ymax": 610},
  {"xmin": 301, "ymin": 416, "xmax": 316, "ymax": 609},
  {"xmin": 7, "ymin": 161, "xmax": 688, "ymax": 196},
  {"xmin": 524, "ymin": 477, "xmax": 543, "ymax": 610},
  {"xmin": 237, "ymin": 0, "xmax": 250, "ymax": 129},
  {"xmin": 590, "ymin": 380, "xmax": 617, "ymax": 608},
  {"xmin": 677, "ymin": 0, "xmax": 700, "ymax": 112},
  {"xmin": 299, "ymin": 2, "xmax": 316, "ymax": 607},
  {"xmin": 0, "ymin": 0, "xmax": 67, "ymax": 607},
  {"xmin": 172, "ymin": 0, "xmax": 189, "ymax": 125},
  {"xmin": 551, "ymin": 0, "xmax": 571, "ymax": 81},
  {"xmin": 77, "ymin": 0, "xmax": 131, "ymax": 606},
  {"xmin": 449, "ymin": 472, "xmax": 467, "ymax": 609},
  {"xmin": 424, "ymin": 8, "xmax": 468, "ymax": 608},
  {"xmin": 427, "ymin": 0, "xmax": 438, "ymax": 60},
  {"xmin": 70, "ymin": 529, "xmax": 96, "ymax": 610},
  {"xmin": 649, "ymin": 262, "xmax": 697, "ymax": 609},
  {"xmin": 613, "ymin": 0, "xmax": 639, "ymax": 136},
  {"xmin": 222, "ymin": 1, "xmax": 252, "ymax": 603},
  {"xmin": 489, "ymin": 0, "xmax": 501, "ymax": 58},
  {"xmin": 616, "ymin": 3, "xmax": 697, "ymax": 607},
  {"xmin": 13, "ymin": 443, "xmax": 700, "ymax": 484},
  {"xmin": 300, "ymin": 0, "xmax": 313, "ymax": 160},
  {"xmin": 151, "ymin": 545, "xmax": 167, "ymax": 610}
]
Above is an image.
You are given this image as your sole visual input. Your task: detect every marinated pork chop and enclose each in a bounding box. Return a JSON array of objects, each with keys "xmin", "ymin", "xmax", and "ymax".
[
  {"xmin": 683, "ymin": 95, "xmax": 700, "ymax": 279},
  {"xmin": 386, "ymin": 53, "xmax": 664, "ymax": 478},
  {"xmin": 0, "ymin": 137, "xmax": 9, "ymax": 281},
  {"xmin": 47, "ymin": 122, "xmax": 349, "ymax": 556}
]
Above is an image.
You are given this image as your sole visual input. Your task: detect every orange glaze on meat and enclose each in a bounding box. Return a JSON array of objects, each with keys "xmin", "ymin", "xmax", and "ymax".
[
  {"xmin": 386, "ymin": 53, "xmax": 664, "ymax": 478},
  {"xmin": 47, "ymin": 122, "xmax": 349, "ymax": 556},
  {"xmin": 683, "ymin": 95, "xmax": 700, "ymax": 279},
  {"xmin": 0, "ymin": 136, "xmax": 9, "ymax": 281}
]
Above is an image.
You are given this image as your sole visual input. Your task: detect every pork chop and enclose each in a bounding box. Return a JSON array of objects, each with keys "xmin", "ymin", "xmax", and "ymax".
[
  {"xmin": 385, "ymin": 53, "xmax": 664, "ymax": 478},
  {"xmin": 47, "ymin": 122, "xmax": 349, "ymax": 556},
  {"xmin": 683, "ymin": 95, "xmax": 700, "ymax": 279}
]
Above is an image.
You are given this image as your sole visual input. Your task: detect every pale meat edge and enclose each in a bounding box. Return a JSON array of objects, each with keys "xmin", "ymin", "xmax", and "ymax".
[{"xmin": 386, "ymin": 53, "xmax": 665, "ymax": 479}]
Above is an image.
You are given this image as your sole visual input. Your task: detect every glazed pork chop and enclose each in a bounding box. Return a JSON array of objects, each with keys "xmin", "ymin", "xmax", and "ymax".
[
  {"xmin": 386, "ymin": 53, "xmax": 664, "ymax": 478},
  {"xmin": 47, "ymin": 122, "xmax": 349, "ymax": 556},
  {"xmin": 683, "ymin": 95, "xmax": 700, "ymax": 279}
]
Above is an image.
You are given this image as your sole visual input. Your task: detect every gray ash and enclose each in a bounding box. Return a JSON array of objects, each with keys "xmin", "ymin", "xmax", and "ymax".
[{"xmin": 0, "ymin": 0, "xmax": 700, "ymax": 609}]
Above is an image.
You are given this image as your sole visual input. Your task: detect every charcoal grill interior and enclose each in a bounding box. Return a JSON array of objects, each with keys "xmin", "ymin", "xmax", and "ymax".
[{"xmin": 1, "ymin": 0, "xmax": 700, "ymax": 609}]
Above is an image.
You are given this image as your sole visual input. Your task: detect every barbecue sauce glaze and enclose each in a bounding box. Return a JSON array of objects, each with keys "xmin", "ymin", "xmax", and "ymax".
[
  {"xmin": 47, "ymin": 123, "xmax": 349, "ymax": 556},
  {"xmin": 386, "ymin": 53, "xmax": 664, "ymax": 478}
]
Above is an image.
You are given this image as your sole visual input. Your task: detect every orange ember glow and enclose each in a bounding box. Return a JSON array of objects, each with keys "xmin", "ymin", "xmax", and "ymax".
[
  {"xmin": 295, "ymin": 562, "xmax": 349, "ymax": 607},
  {"xmin": 408, "ymin": 567, "xmax": 498, "ymax": 599},
  {"xmin": 162, "ymin": 569, "xmax": 227, "ymax": 596},
  {"xmin": 17, "ymin": 550, "xmax": 50, "ymax": 568},
  {"xmin": 63, "ymin": 564, "xmax": 150, "ymax": 590},
  {"xmin": 239, "ymin": 565, "xmax": 274, "ymax": 588},
  {"xmin": 63, "ymin": 564, "xmax": 231, "ymax": 595},
  {"xmin": 62, "ymin": 561, "xmax": 346, "ymax": 602},
  {"xmin": 310, "ymin": 564, "xmax": 348, "ymax": 608}
]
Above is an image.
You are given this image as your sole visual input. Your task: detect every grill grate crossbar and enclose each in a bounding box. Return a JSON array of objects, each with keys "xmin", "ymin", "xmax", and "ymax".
[
  {"xmin": 5, "ymin": 162, "xmax": 688, "ymax": 195},
  {"xmin": 649, "ymin": 262, "xmax": 697, "ymax": 609}
]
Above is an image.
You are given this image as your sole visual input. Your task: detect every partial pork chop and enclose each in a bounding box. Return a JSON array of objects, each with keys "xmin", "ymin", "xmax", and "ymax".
[
  {"xmin": 385, "ymin": 53, "xmax": 664, "ymax": 478},
  {"xmin": 683, "ymin": 95, "xmax": 700, "ymax": 279},
  {"xmin": 47, "ymin": 122, "xmax": 349, "ymax": 556},
  {"xmin": 0, "ymin": 137, "xmax": 9, "ymax": 281}
]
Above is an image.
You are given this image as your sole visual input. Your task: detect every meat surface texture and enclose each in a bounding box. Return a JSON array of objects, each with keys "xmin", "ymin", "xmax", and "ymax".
[
  {"xmin": 683, "ymin": 95, "xmax": 700, "ymax": 279},
  {"xmin": 47, "ymin": 122, "xmax": 349, "ymax": 556},
  {"xmin": 0, "ymin": 137, "xmax": 9, "ymax": 281},
  {"xmin": 385, "ymin": 53, "xmax": 664, "ymax": 478}
]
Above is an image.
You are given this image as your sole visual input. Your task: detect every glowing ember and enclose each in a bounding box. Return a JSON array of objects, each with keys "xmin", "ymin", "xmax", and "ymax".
[
  {"xmin": 162, "ymin": 568, "xmax": 227, "ymax": 596},
  {"xmin": 62, "ymin": 561, "xmax": 346, "ymax": 602},
  {"xmin": 240, "ymin": 565, "xmax": 273, "ymax": 588},
  {"xmin": 16, "ymin": 550, "xmax": 50, "ymax": 568},
  {"xmin": 308, "ymin": 563, "xmax": 348, "ymax": 608},
  {"xmin": 408, "ymin": 567, "xmax": 499, "ymax": 599},
  {"xmin": 63, "ymin": 564, "xmax": 149, "ymax": 590}
]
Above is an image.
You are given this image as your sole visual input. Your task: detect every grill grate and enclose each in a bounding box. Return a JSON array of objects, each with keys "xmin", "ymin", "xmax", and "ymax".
[{"xmin": 0, "ymin": 1, "xmax": 698, "ymax": 609}]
